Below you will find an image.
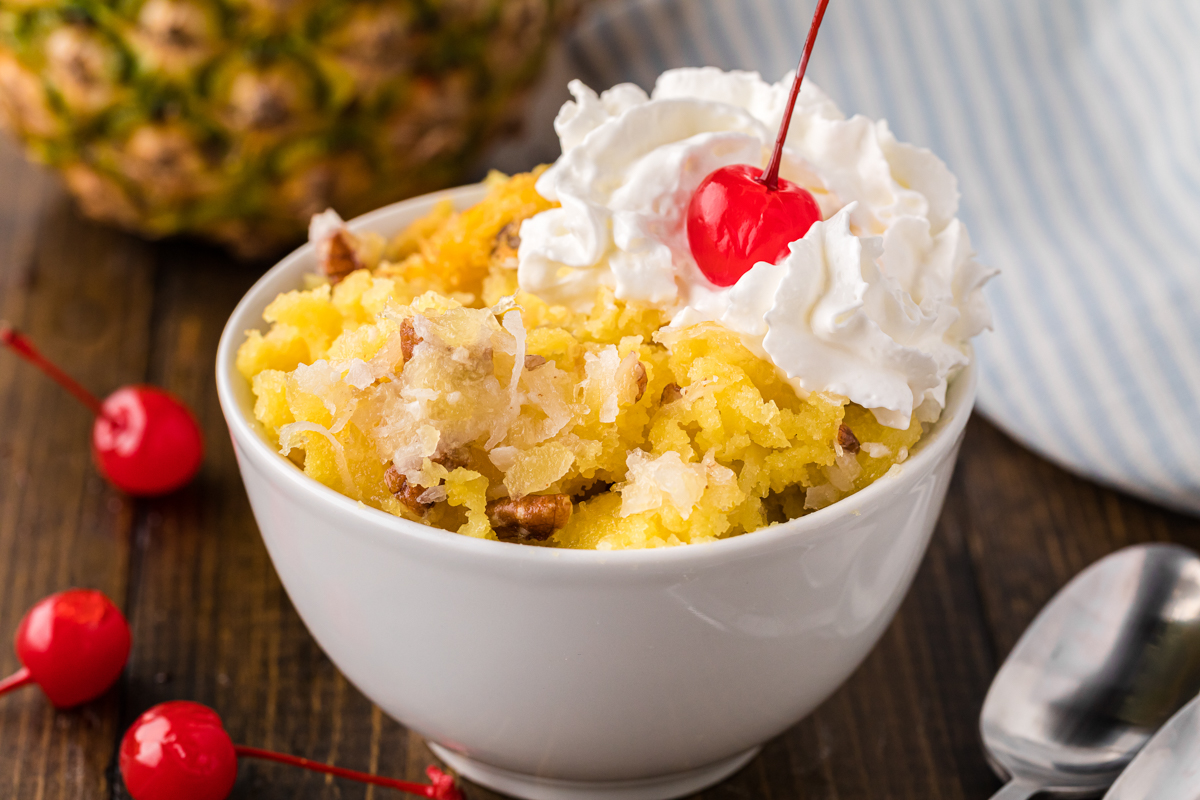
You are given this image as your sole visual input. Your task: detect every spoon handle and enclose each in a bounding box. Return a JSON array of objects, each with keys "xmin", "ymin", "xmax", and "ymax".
[{"xmin": 989, "ymin": 781, "xmax": 1041, "ymax": 800}]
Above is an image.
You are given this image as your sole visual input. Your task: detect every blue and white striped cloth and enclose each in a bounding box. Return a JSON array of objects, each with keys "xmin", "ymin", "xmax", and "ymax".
[{"xmin": 556, "ymin": 0, "xmax": 1200, "ymax": 515}]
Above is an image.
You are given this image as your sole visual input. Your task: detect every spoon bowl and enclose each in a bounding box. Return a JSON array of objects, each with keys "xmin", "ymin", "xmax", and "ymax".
[
  {"xmin": 981, "ymin": 544, "xmax": 1200, "ymax": 799},
  {"xmin": 1104, "ymin": 692, "xmax": 1200, "ymax": 800}
]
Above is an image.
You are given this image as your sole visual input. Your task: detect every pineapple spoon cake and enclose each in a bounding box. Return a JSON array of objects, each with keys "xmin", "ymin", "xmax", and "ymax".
[{"xmin": 237, "ymin": 68, "xmax": 994, "ymax": 550}]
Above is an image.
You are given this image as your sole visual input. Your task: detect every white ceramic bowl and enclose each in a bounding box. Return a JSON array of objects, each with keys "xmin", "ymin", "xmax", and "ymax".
[{"xmin": 215, "ymin": 185, "xmax": 978, "ymax": 800}]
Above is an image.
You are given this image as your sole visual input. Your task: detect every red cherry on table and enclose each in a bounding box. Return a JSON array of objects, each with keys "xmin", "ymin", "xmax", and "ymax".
[
  {"xmin": 120, "ymin": 702, "xmax": 238, "ymax": 800},
  {"xmin": 0, "ymin": 324, "xmax": 203, "ymax": 496},
  {"xmin": 687, "ymin": 163, "xmax": 822, "ymax": 286},
  {"xmin": 120, "ymin": 701, "xmax": 464, "ymax": 800},
  {"xmin": 0, "ymin": 589, "xmax": 131, "ymax": 708},
  {"xmin": 686, "ymin": 0, "xmax": 831, "ymax": 288},
  {"xmin": 94, "ymin": 386, "xmax": 205, "ymax": 496}
]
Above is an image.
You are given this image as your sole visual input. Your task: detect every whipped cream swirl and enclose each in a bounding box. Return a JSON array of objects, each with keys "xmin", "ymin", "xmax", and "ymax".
[{"xmin": 518, "ymin": 67, "xmax": 994, "ymax": 428}]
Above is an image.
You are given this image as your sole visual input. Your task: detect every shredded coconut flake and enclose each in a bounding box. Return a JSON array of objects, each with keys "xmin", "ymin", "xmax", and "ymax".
[
  {"xmin": 619, "ymin": 450, "xmax": 707, "ymax": 519},
  {"xmin": 491, "ymin": 295, "xmax": 518, "ymax": 315},
  {"xmin": 502, "ymin": 308, "xmax": 526, "ymax": 409},
  {"xmin": 862, "ymin": 442, "xmax": 892, "ymax": 459},
  {"xmin": 417, "ymin": 485, "xmax": 449, "ymax": 504},
  {"xmin": 391, "ymin": 424, "xmax": 441, "ymax": 477},
  {"xmin": 804, "ymin": 483, "xmax": 840, "ymax": 510},
  {"xmin": 308, "ymin": 208, "xmax": 345, "ymax": 247},
  {"xmin": 522, "ymin": 363, "xmax": 574, "ymax": 443},
  {"xmin": 489, "ymin": 446, "xmax": 519, "ymax": 472},
  {"xmin": 342, "ymin": 358, "xmax": 375, "ymax": 390},
  {"xmin": 328, "ymin": 399, "xmax": 357, "ymax": 434},
  {"xmin": 825, "ymin": 450, "xmax": 863, "ymax": 492},
  {"xmin": 293, "ymin": 360, "xmax": 343, "ymax": 417},
  {"xmin": 584, "ymin": 347, "xmax": 623, "ymax": 424}
]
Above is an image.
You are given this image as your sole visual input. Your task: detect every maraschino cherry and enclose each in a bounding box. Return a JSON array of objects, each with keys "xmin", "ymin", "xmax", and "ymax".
[
  {"xmin": 120, "ymin": 701, "xmax": 463, "ymax": 800},
  {"xmin": 686, "ymin": 0, "xmax": 831, "ymax": 286},
  {"xmin": 0, "ymin": 324, "xmax": 204, "ymax": 496},
  {"xmin": 0, "ymin": 589, "xmax": 131, "ymax": 708}
]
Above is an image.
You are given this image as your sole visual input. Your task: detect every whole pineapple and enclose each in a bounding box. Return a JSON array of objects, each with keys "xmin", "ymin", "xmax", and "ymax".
[{"xmin": 0, "ymin": 0, "xmax": 575, "ymax": 256}]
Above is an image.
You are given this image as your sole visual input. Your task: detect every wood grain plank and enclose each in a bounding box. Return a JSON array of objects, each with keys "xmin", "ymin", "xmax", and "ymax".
[
  {"xmin": 0, "ymin": 138, "xmax": 155, "ymax": 800},
  {"xmin": 957, "ymin": 417, "xmax": 1200, "ymax": 660}
]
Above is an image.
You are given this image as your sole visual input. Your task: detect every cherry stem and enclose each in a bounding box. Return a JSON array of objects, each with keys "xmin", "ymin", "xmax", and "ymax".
[
  {"xmin": 0, "ymin": 666, "xmax": 35, "ymax": 697},
  {"xmin": 233, "ymin": 746, "xmax": 456, "ymax": 799},
  {"xmin": 759, "ymin": 0, "xmax": 831, "ymax": 191},
  {"xmin": 0, "ymin": 323, "xmax": 106, "ymax": 418}
]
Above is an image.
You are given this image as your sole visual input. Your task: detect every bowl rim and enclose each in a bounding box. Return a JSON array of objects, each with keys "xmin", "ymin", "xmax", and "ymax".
[{"xmin": 215, "ymin": 184, "xmax": 978, "ymax": 567}]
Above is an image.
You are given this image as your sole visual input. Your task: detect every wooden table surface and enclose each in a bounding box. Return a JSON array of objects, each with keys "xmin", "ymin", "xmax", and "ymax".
[{"xmin": 0, "ymin": 134, "xmax": 1197, "ymax": 800}]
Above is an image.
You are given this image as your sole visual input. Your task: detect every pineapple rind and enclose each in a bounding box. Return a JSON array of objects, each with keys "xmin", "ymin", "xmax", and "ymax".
[{"xmin": 0, "ymin": 0, "xmax": 574, "ymax": 256}]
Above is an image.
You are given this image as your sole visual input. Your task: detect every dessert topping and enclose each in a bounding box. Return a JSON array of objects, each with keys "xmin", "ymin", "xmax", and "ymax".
[
  {"xmin": 0, "ymin": 324, "xmax": 204, "ymax": 496},
  {"xmin": 0, "ymin": 589, "xmax": 131, "ymax": 709},
  {"xmin": 518, "ymin": 64, "xmax": 993, "ymax": 428},
  {"xmin": 686, "ymin": 0, "xmax": 829, "ymax": 287},
  {"xmin": 119, "ymin": 701, "xmax": 462, "ymax": 800},
  {"xmin": 687, "ymin": 163, "xmax": 821, "ymax": 287},
  {"xmin": 487, "ymin": 494, "xmax": 572, "ymax": 542}
]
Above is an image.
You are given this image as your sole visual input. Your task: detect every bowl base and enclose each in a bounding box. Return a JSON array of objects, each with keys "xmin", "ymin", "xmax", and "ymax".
[{"xmin": 428, "ymin": 743, "xmax": 761, "ymax": 800}]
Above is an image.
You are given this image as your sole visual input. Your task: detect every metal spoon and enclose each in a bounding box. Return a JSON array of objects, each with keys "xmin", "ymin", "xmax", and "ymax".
[
  {"xmin": 1104, "ymin": 692, "xmax": 1200, "ymax": 800},
  {"xmin": 980, "ymin": 543, "xmax": 1200, "ymax": 800}
]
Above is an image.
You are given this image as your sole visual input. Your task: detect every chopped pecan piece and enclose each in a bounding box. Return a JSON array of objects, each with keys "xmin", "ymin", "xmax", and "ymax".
[
  {"xmin": 487, "ymin": 494, "xmax": 572, "ymax": 542},
  {"xmin": 491, "ymin": 221, "xmax": 521, "ymax": 263},
  {"xmin": 837, "ymin": 424, "xmax": 861, "ymax": 455},
  {"xmin": 400, "ymin": 317, "xmax": 422, "ymax": 364},
  {"xmin": 384, "ymin": 464, "xmax": 432, "ymax": 513},
  {"xmin": 434, "ymin": 449, "xmax": 469, "ymax": 471},
  {"xmin": 383, "ymin": 464, "xmax": 403, "ymax": 493},
  {"xmin": 322, "ymin": 229, "xmax": 361, "ymax": 285},
  {"xmin": 631, "ymin": 361, "xmax": 647, "ymax": 402},
  {"xmin": 660, "ymin": 382, "xmax": 683, "ymax": 405},
  {"xmin": 523, "ymin": 354, "xmax": 548, "ymax": 370}
]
